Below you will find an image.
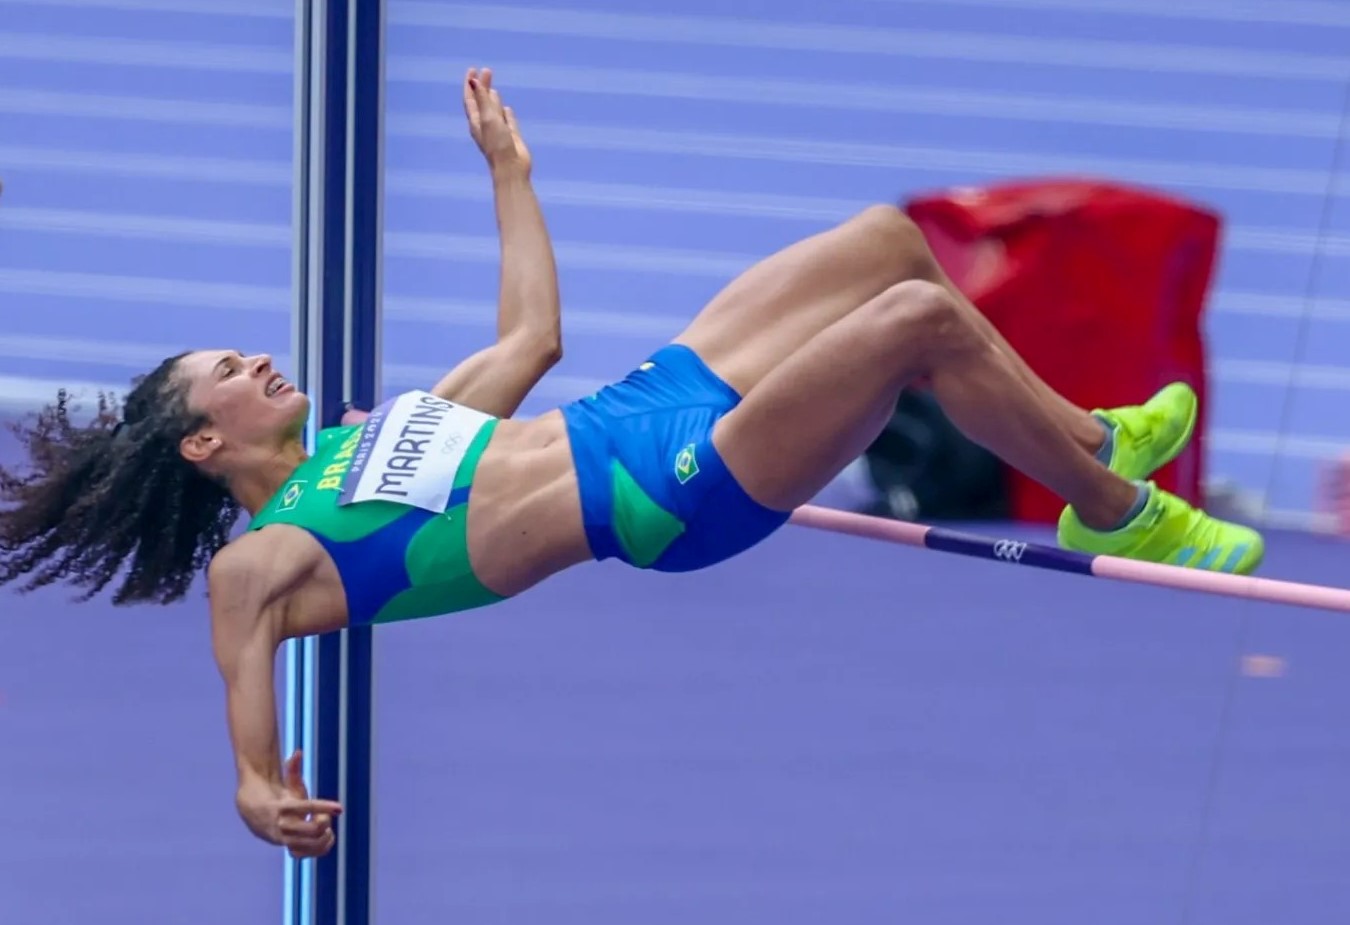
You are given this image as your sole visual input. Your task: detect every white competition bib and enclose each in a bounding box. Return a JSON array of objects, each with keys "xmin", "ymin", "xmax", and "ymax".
[{"xmin": 337, "ymin": 390, "xmax": 494, "ymax": 513}]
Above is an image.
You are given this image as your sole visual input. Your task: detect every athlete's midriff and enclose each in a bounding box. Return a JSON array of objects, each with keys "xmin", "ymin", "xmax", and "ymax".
[{"xmin": 463, "ymin": 410, "xmax": 592, "ymax": 595}]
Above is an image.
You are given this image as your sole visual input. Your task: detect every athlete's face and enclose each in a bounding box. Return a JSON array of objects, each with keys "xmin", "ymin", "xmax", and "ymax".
[{"xmin": 176, "ymin": 349, "xmax": 310, "ymax": 462}]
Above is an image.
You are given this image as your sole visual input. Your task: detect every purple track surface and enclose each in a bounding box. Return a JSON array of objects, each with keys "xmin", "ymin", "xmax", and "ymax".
[{"xmin": 2, "ymin": 507, "xmax": 1348, "ymax": 925}]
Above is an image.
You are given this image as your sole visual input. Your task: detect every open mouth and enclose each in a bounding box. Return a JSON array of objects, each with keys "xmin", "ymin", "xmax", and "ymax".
[{"xmin": 265, "ymin": 374, "xmax": 294, "ymax": 398}]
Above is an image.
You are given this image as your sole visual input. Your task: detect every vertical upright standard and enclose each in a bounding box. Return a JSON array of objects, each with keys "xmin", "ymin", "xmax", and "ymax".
[{"xmin": 287, "ymin": 0, "xmax": 385, "ymax": 922}]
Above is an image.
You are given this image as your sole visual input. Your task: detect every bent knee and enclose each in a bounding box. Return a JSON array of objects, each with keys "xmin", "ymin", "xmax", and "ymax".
[
  {"xmin": 868, "ymin": 280, "xmax": 977, "ymax": 355},
  {"xmin": 878, "ymin": 279, "xmax": 957, "ymax": 321},
  {"xmin": 850, "ymin": 203, "xmax": 922, "ymax": 245},
  {"xmin": 846, "ymin": 204, "xmax": 939, "ymax": 280}
]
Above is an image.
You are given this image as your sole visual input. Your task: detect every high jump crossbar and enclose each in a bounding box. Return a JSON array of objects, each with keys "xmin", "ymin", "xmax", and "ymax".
[{"xmin": 790, "ymin": 505, "xmax": 1350, "ymax": 614}]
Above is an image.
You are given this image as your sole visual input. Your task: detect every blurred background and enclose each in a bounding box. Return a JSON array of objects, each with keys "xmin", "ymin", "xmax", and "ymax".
[{"xmin": 2, "ymin": 1, "xmax": 1348, "ymax": 923}]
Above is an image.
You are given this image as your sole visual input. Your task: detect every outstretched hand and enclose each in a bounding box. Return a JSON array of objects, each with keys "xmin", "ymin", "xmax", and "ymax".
[{"xmin": 463, "ymin": 67, "xmax": 530, "ymax": 178}]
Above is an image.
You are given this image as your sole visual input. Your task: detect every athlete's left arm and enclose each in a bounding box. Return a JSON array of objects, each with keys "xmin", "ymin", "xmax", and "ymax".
[
  {"xmin": 432, "ymin": 68, "xmax": 561, "ymax": 418},
  {"xmin": 210, "ymin": 540, "xmax": 341, "ymax": 857}
]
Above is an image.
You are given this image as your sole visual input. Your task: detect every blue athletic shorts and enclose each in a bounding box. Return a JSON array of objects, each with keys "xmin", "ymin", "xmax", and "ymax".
[{"xmin": 559, "ymin": 344, "xmax": 791, "ymax": 572}]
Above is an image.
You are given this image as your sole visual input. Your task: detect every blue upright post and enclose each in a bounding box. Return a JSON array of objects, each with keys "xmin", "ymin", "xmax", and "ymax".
[{"xmin": 288, "ymin": 0, "xmax": 384, "ymax": 923}]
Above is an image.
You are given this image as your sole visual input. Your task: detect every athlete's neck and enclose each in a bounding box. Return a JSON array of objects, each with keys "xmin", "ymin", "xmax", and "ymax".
[{"xmin": 228, "ymin": 440, "xmax": 310, "ymax": 515}]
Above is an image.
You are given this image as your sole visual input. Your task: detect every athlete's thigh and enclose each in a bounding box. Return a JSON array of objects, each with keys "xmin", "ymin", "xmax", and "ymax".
[
  {"xmin": 710, "ymin": 281, "xmax": 952, "ymax": 512},
  {"xmin": 674, "ymin": 205, "xmax": 919, "ymax": 396}
]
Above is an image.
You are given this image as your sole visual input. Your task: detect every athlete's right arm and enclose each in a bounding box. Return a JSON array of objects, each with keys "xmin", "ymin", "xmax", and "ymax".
[
  {"xmin": 208, "ymin": 541, "xmax": 342, "ymax": 856},
  {"xmin": 430, "ymin": 68, "xmax": 561, "ymax": 419}
]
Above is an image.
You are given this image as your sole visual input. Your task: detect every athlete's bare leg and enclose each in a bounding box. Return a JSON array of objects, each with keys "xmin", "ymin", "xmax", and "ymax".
[
  {"xmin": 710, "ymin": 280, "xmax": 1136, "ymax": 530},
  {"xmin": 674, "ymin": 204, "xmax": 1106, "ymax": 453}
]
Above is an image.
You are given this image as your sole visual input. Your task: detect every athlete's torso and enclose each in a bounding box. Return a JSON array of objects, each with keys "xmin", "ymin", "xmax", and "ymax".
[{"xmin": 246, "ymin": 392, "xmax": 590, "ymax": 631}]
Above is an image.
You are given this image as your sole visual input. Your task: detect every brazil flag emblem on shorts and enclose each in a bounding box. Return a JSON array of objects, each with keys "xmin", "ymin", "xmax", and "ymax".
[{"xmin": 674, "ymin": 443, "xmax": 699, "ymax": 484}]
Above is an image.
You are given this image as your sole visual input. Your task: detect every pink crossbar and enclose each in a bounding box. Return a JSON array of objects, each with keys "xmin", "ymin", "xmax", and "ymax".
[{"xmin": 788, "ymin": 504, "xmax": 1350, "ymax": 614}]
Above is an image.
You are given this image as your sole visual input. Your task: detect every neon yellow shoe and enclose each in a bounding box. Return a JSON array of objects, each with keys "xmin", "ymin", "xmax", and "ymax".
[
  {"xmin": 1058, "ymin": 482, "xmax": 1264, "ymax": 574},
  {"xmin": 1097, "ymin": 382, "xmax": 1198, "ymax": 481}
]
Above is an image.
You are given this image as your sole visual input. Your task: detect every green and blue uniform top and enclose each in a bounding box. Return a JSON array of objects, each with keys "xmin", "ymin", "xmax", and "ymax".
[{"xmin": 248, "ymin": 390, "xmax": 503, "ymax": 625}]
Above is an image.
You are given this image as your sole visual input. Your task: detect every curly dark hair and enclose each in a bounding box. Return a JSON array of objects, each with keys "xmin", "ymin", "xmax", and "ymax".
[{"xmin": 0, "ymin": 353, "xmax": 241, "ymax": 605}]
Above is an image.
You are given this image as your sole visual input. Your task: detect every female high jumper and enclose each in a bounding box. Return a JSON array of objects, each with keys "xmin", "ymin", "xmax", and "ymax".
[{"xmin": 0, "ymin": 69, "xmax": 1261, "ymax": 858}]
